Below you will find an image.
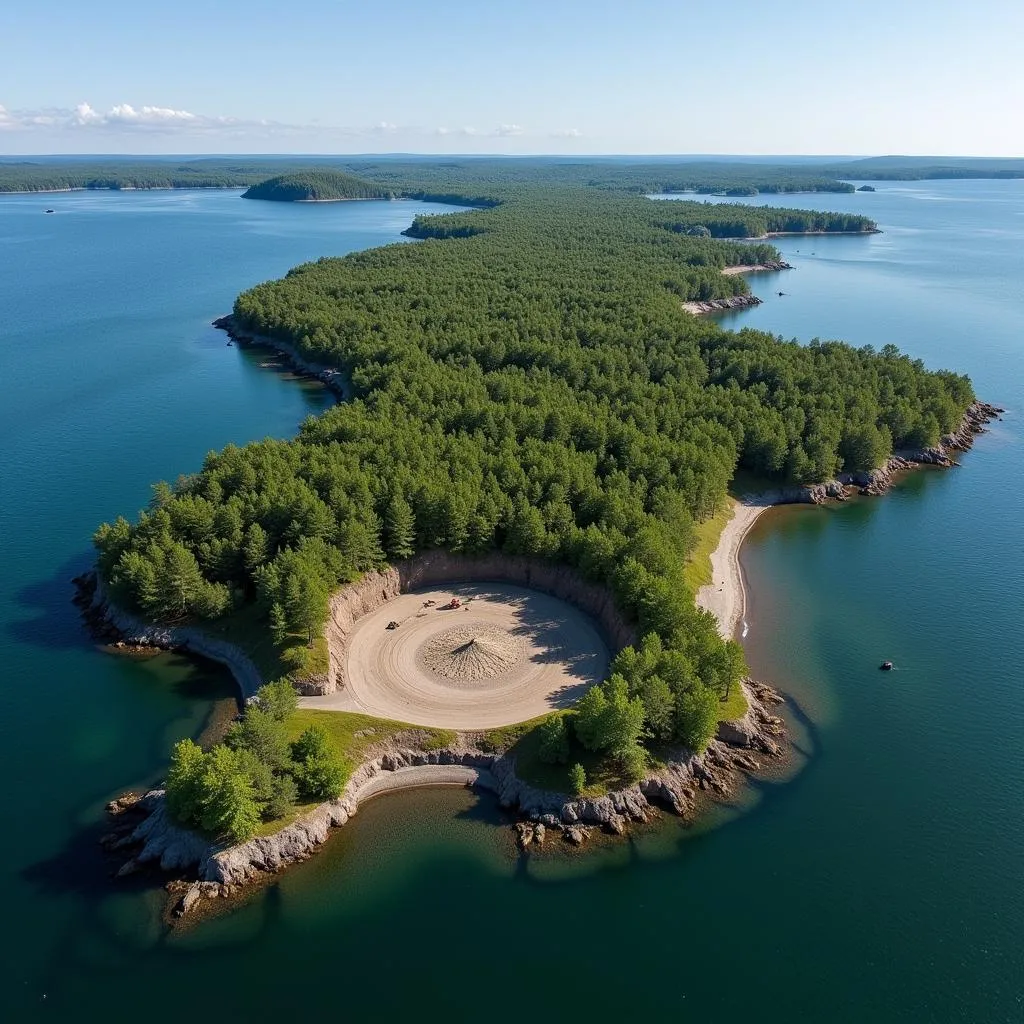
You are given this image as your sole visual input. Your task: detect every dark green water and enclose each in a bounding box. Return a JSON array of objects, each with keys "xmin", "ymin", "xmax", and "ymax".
[{"xmin": 3, "ymin": 182, "xmax": 1022, "ymax": 1021}]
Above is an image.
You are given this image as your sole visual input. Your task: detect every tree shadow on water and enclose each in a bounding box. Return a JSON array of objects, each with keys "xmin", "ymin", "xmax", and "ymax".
[{"xmin": 7, "ymin": 549, "xmax": 97, "ymax": 653}]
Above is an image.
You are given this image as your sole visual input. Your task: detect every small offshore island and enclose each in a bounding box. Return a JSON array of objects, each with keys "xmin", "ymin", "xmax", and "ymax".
[{"xmin": 76, "ymin": 163, "xmax": 998, "ymax": 920}]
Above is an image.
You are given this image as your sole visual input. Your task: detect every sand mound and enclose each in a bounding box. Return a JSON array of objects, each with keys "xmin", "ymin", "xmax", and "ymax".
[
  {"xmin": 423, "ymin": 622, "xmax": 524, "ymax": 680},
  {"xmin": 311, "ymin": 584, "xmax": 609, "ymax": 729}
]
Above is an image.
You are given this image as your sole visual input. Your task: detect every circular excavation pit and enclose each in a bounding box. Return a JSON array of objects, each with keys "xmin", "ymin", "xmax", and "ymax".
[{"xmin": 335, "ymin": 583, "xmax": 610, "ymax": 729}]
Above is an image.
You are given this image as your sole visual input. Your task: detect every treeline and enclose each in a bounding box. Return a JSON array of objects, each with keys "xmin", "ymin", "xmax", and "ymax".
[
  {"xmin": 822, "ymin": 156, "xmax": 1024, "ymax": 181},
  {"xmin": 655, "ymin": 200, "xmax": 876, "ymax": 238},
  {"xmin": 165, "ymin": 680, "xmax": 346, "ymax": 842},
  {"xmin": 352, "ymin": 159, "xmax": 857, "ymax": 196},
  {"xmin": 94, "ymin": 185, "xmax": 973, "ymax": 769},
  {"xmin": 5, "ymin": 155, "xmax": 1024, "ymax": 197},
  {"xmin": 242, "ymin": 171, "xmax": 395, "ymax": 202},
  {"xmin": 0, "ymin": 160, "xmax": 286, "ymax": 193},
  {"xmin": 0, "ymin": 157, "xmax": 858, "ymax": 196}
]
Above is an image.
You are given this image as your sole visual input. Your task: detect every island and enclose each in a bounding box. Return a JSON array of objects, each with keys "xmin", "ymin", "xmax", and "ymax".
[
  {"xmin": 82, "ymin": 169, "xmax": 992, "ymax": 918},
  {"xmin": 241, "ymin": 171, "xmax": 395, "ymax": 202},
  {"xmin": 857, "ymin": 185, "xmax": 877, "ymax": 192}
]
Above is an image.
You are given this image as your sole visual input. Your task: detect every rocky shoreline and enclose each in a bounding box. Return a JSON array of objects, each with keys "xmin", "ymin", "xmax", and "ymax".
[
  {"xmin": 757, "ymin": 400, "xmax": 1003, "ymax": 505},
  {"xmin": 73, "ymin": 572, "xmax": 262, "ymax": 699},
  {"xmin": 101, "ymin": 679, "xmax": 788, "ymax": 921},
  {"xmin": 681, "ymin": 294, "xmax": 763, "ymax": 315},
  {"xmin": 80, "ymin": 382, "xmax": 998, "ymax": 925},
  {"xmin": 212, "ymin": 314, "xmax": 351, "ymax": 399}
]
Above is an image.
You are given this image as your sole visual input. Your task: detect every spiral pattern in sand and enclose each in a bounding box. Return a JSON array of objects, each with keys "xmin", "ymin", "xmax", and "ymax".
[{"xmin": 422, "ymin": 622, "xmax": 524, "ymax": 680}]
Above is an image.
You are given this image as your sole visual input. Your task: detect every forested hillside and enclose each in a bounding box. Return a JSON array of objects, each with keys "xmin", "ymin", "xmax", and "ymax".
[
  {"xmin": 242, "ymin": 171, "xmax": 394, "ymax": 202},
  {"xmin": 93, "ymin": 183, "xmax": 973, "ymax": 773}
]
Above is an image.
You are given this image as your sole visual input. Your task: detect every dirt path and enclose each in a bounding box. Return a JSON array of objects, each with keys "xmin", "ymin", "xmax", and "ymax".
[{"xmin": 302, "ymin": 583, "xmax": 609, "ymax": 728}]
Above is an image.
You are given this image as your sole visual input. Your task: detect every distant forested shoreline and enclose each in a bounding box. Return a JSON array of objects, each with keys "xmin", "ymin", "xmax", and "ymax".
[{"xmin": 4, "ymin": 154, "xmax": 1024, "ymax": 197}]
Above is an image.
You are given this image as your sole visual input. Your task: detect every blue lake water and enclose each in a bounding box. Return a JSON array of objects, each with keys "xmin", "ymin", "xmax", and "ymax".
[{"xmin": 2, "ymin": 181, "xmax": 1022, "ymax": 1021}]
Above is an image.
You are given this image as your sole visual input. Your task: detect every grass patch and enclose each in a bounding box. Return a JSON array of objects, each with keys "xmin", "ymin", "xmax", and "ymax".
[
  {"xmin": 420, "ymin": 728, "xmax": 458, "ymax": 751},
  {"xmin": 200, "ymin": 603, "xmax": 329, "ymax": 686},
  {"xmin": 684, "ymin": 499, "xmax": 734, "ymax": 593},
  {"xmin": 718, "ymin": 682, "xmax": 748, "ymax": 722},
  {"xmin": 251, "ymin": 710, "xmax": 462, "ymax": 835},
  {"xmin": 487, "ymin": 711, "xmax": 657, "ymax": 797},
  {"xmin": 477, "ymin": 715, "xmax": 552, "ymax": 754}
]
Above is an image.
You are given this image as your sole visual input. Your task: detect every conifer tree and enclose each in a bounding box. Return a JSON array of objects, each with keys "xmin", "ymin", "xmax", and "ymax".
[{"xmin": 383, "ymin": 494, "xmax": 416, "ymax": 560}]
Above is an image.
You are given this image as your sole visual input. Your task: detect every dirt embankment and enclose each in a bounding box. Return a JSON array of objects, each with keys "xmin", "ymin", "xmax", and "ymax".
[{"xmin": 308, "ymin": 550, "xmax": 637, "ymax": 697}]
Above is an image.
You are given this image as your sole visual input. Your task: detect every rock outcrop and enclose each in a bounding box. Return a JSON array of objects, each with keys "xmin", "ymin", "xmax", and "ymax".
[
  {"xmin": 751, "ymin": 401, "xmax": 1002, "ymax": 506},
  {"xmin": 682, "ymin": 295, "xmax": 762, "ymax": 315}
]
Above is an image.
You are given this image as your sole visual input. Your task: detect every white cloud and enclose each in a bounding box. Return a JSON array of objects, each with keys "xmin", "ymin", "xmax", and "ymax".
[
  {"xmin": 106, "ymin": 103, "xmax": 198, "ymax": 125},
  {"xmin": 0, "ymin": 101, "xmax": 574, "ymax": 148},
  {"xmin": 73, "ymin": 102, "xmax": 102, "ymax": 125},
  {"xmin": 0, "ymin": 101, "xmax": 299, "ymax": 136},
  {"xmin": 551, "ymin": 127, "xmax": 582, "ymax": 138}
]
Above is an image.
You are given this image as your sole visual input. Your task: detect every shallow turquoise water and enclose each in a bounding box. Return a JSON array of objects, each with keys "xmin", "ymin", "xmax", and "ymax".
[{"xmin": 3, "ymin": 182, "xmax": 1022, "ymax": 1021}]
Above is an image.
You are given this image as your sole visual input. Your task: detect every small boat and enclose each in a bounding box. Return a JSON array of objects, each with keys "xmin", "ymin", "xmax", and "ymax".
[
  {"xmin": 879, "ymin": 661, "xmax": 893, "ymax": 671},
  {"xmin": 45, "ymin": 209, "xmax": 54, "ymax": 214}
]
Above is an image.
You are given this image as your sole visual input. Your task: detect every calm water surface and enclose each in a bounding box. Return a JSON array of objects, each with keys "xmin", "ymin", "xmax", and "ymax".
[{"xmin": 3, "ymin": 182, "xmax": 1022, "ymax": 1021}]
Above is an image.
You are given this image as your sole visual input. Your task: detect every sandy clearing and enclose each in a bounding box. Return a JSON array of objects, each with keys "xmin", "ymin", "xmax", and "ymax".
[
  {"xmin": 695, "ymin": 499, "xmax": 772, "ymax": 641},
  {"xmin": 720, "ymin": 264, "xmax": 764, "ymax": 276},
  {"xmin": 302, "ymin": 583, "xmax": 609, "ymax": 729}
]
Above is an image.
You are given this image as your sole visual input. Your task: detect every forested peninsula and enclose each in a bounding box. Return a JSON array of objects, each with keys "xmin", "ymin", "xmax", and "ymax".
[{"xmin": 90, "ymin": 173, "xmax": 978, "ymax": 844}]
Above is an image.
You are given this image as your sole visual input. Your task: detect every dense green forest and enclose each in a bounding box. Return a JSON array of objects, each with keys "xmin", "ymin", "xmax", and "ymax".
[
  {"xmin": 822, "ymin": 155, "xmax": 1024, "ymax": 180},
  {"xmin": 242, "ymin": 171, "xmax": 395, "ymax": 202},
  {"xmin": 0, "ymin": 157, "xmax": 854, "ymax": 195},
  {"xmin": 4, "ymin": 155, "xmax": 1023, "ymax": 196},
  {"xmin": 652, "ymin": 200, "xmax": 875, "ymax": 238},
  {"xmin": 0, "ymin": 160, "xmax": 284, "ymax": 192},
  {"xmin": 93, "ymin": 180, "xmax": 973, "ymax": 779}
]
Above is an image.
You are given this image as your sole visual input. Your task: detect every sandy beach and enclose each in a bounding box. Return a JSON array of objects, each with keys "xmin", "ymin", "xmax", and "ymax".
[
  {"xmin": 696, "ymin": 499, "xmax": 772, "ymax": 640},
  {"xmin": 721, "ymin": 264, "xmax": 772, "ymax": 275}
]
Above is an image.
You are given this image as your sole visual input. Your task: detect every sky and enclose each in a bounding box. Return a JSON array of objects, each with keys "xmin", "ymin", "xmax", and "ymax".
[{"xmin": 1, "ymin": 0, "xmax": 1022, "ymax": 156}]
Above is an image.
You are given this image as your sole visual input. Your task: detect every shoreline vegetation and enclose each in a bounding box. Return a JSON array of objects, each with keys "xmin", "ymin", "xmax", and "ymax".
[
  {"xmin": 77, "ymin": 162, "xmax": 1000, "ymax": 919},
  {"xmin": 696, "ymin": 400, "xmax": 1003, "ymax": 642}
]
